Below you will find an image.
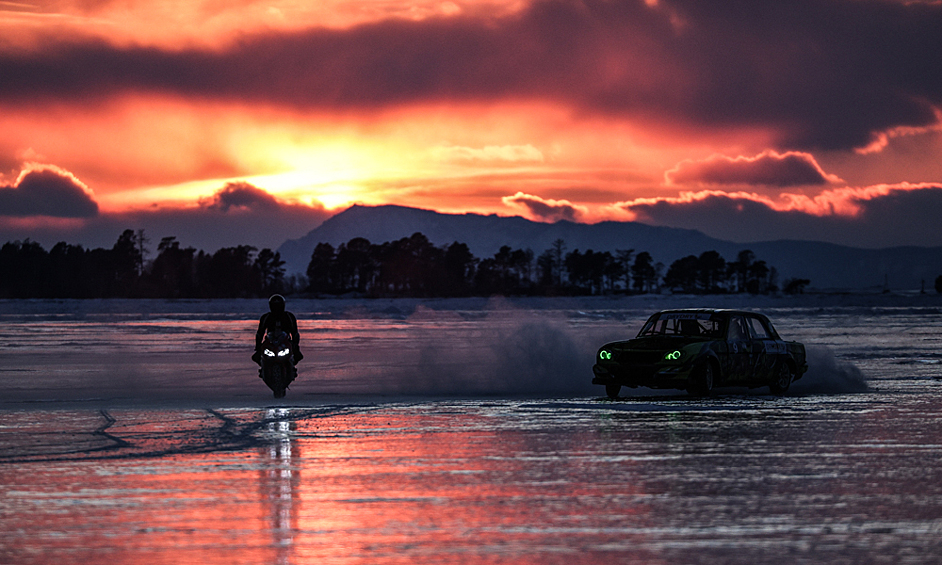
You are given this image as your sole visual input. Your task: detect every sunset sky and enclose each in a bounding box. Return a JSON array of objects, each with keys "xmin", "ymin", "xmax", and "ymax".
[{"xmin": 2, "ymin": 0, "xmax": 942, "ymax": 252}]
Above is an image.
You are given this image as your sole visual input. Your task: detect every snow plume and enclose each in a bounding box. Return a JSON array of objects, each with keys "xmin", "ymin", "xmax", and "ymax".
[
  {"xmin": 329, "ymin": 307, "xmax": 869, "ymax": 399},
  {"xmin": 378, "ymin": 307, "xmax": 601, "ymax": 397},
  {"xmin": 790, "ymin": 344, "xmax": 869, "ymax": 395}
]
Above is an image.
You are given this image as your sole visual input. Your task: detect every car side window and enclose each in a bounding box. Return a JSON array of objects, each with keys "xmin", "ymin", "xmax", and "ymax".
[
  {"xmin": 747, "ymin": 317, "xmax": 771, "ymax": 339},
  {"xmin": 727, "ymin": 316, "xmax": 749, "ymax": 341}
]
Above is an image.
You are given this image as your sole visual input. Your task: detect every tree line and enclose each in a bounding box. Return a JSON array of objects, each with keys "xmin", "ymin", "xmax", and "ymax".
[
  {"xmin": 0, "ymin": 230, "xmax": 292, "ymax": 298},
  {"xmin": 305, "ymin": 233, "xmax": 806, "ymax": 297},
  {"xmin": 1, "ymin": 229, "xmax": 810, "ymax": 299}
]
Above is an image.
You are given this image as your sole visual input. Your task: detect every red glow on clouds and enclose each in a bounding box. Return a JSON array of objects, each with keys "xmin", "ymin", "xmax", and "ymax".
[
  {"xmin": 0, "ymin": 163, "xmax": 98, "ymax": 218},
  {"xmin": 665, "ymin": 151, "xmax": 843, "ymax": 188},
  {"xmin": 2, "ymin": 0, "xmax": 942, "ymax": 248},
  {"xmin": 502, "ymin": 191, "xmax": 588, "ymax": 222},
  {"xmin": 616, "ymin": 182, "xmax": 942, "ymax": 220}
]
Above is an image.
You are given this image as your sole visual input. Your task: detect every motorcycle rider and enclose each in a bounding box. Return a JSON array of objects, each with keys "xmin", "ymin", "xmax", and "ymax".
[{"xmin": 253, "ymin": 294, "xmax": 303, "ymax": 366}]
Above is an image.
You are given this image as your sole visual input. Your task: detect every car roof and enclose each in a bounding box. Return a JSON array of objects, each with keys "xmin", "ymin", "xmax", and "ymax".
[{"xmin": 652, "ymin": 308, "xmax": 768, "ymax": 318}]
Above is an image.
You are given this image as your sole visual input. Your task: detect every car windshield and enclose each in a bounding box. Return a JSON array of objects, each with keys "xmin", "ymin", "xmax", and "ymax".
[{"xmin": 638, "ymin": 312, "xmax": 724, "ymax": 338}]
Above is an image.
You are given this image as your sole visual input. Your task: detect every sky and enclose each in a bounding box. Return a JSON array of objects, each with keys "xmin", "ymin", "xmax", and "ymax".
[{"xmin": 2, "ymin": 0, "xmax": 942, "ymax": 252}]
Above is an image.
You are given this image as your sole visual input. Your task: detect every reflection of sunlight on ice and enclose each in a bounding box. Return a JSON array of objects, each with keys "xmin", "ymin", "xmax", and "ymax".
[{"xmin": 263, "ymin": 408, "xmax": 295, "ymax": 561}]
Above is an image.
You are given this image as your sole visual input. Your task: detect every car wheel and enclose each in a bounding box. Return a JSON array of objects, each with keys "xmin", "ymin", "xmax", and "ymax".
[
  {"xmin": 769, "ymin": 361, "xmax": 794, "ymax": 395},
  {"xmin": 688, "ymin": 362, "xmax": 714, "ymax": 397},
  {"xmin": 605, "ymin": 384, "xmax": 621, "ymax": 399}
]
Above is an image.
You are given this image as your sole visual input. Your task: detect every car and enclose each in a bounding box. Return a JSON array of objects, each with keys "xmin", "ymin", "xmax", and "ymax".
[{"xmin": 592, "ymin": 309, "xmax": 808, "ymax": 398}]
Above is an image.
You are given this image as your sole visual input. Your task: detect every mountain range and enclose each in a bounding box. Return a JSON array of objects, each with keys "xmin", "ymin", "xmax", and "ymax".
[{"xmin": 277, "ymin": 205, "xmax": 942, "ymax": 291}]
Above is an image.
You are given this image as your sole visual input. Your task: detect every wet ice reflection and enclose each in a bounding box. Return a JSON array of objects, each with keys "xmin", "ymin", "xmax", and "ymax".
[
  {"xmin": 3, "ymin": 396, "xmax": 942, "ymax": 563},
  {"xmin": 261, "ymin": 408, "xmax": 297, "ymax": 565},
  {"xmin": 2, "ymin": 299, "xmax": 942, "ymax": 563}
]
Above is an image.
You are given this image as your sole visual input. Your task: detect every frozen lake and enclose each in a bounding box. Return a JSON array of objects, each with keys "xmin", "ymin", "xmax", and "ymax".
[{"xmin": 1, "ymin": 295, "xmax": 941, "ymax": 564}]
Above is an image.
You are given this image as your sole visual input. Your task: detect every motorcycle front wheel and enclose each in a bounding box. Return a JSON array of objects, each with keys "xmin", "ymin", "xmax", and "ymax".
[{"xmin": 270, "ymin": 365, "xmax": 286, "ymax": 398}]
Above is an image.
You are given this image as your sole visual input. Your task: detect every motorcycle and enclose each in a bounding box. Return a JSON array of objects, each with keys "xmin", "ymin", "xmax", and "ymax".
[{"xmin": 258, "ymin": 330, "xmax": 297, "ymax": 398}]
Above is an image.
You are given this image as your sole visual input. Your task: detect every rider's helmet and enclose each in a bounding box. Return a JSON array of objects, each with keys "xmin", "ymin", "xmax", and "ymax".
[{"xmin": 269, "ymin": 294, "xmax": 286, "ymax": 314}]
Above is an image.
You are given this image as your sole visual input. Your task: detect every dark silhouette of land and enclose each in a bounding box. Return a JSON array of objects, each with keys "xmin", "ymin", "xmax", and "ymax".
[
  {"xmin": 2, "ymin": 229, "xmax": 813, "ymax": 298},
  {"xmin": 278, "ymin": 205, "xmax": 942, "ymax": 291}
]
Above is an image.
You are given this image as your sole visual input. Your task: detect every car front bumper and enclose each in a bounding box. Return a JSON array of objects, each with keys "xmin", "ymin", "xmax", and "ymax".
[{"xmin": 592, "ymin": 362, "xmax": 696, "ymax": 390}]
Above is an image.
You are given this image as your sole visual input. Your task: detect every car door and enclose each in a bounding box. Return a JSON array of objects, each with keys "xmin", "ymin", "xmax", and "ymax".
[
  {"xmin": 746, "ymin": 315, "xmax": 784, "ymax": 380},
  {"xmin": 725, "ymin": 315, "xmax": 753, "ymax": 383}
]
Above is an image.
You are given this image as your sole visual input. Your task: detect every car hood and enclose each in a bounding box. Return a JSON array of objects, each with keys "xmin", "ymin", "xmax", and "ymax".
[{"xmin": 605, "ymin": 336, "xmax": 709, "ymax": 351}]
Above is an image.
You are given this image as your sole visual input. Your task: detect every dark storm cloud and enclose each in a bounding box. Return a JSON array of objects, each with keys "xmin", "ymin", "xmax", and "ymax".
[
  {"xmin": 666, "ymin": 151, "xmax": 839, "ymax": 187},
  {"xmin": 136, "ymin": 182, "xmax": 332, "ymax": 251},
  {"xmin": 2, "ymin": 0, "xmax": 941, "ymax": 151},
  {"xmin": 0, "ymin": 182, "xmax": 331, "ymax": 251},
  {"xmin": 0, "ymin": 167, "xmax": 99, "ymax": 217},
  {"xmin": 624, "ymin": 185, "xmax": 942, "ymax": 247},
  {"xmin": 202, "ymin": 181, "xmax": 281, "ymax": 212},
  {"xmin": 503, "ymin": 192, "xmax": 585, "ymax": 222}
]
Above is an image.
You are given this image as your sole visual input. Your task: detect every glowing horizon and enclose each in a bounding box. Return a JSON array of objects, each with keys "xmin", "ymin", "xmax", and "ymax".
[{"xmin": 2, "ymin": 0, "xmax": 942, "ymax": 250}]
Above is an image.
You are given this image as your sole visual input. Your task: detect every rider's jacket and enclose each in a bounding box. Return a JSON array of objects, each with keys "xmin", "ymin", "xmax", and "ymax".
[{"xmin": 255, "ymin": 310, "xmax": 300, "ymax": 352}]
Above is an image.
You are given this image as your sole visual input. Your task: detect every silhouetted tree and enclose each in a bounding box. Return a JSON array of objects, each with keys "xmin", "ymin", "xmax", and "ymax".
[
  {"xmin": 536, "ymin": 240, "xmax": 569, "ymax": 292},
  {"xmin": 747, "ymin": 259, "xmax": 770, "ymax": 294},
  {"xmin": 614, "ymin": 249, "xmax": 634, "ymax": 291},
  {"xmin": 536, "ymin": 248, "xmax": 557, "ymax": 288},
  {"xmin": 631, "ymin": 252, "xmax": 657, "ymax": 293},
  {"xmin": 334, "ymin": 237, "xmax": 374, "ymax": 293},
  {"xmin": 783, "ymin": 278, "xmax": 811, "ymax": 294},
  {"xmin": 112, "ymin": 229, "xmax": 142, "ymax": 295},
  {"xmin": 199, "ymin": 245, "xmax": 258, "ymax": 297},
  {"xmin": 551, "ymin": 239, "xmax": 566, "ymax": 286},
  {"xmin": 0, "ymin": 240, "xmax": 50, "ymax": 297},
  {"xmin": 147, "ymin": 237, "xmax": 197, "ymax": 297},
  {"xmin": 664, "ymin": 255, "xmax": 699, "ymax": 293},
  {"xmin": 604, "ymin": 252, "xmax": 625, "ymax": 293},
  {"xmin": 306, "ymin": 242, "xmax": 336, "ymax": 294},
  {"xmin": 255, "ymin": 248, "xmax": 286, "ymax": 295},
  {"xmin": 728, "ymin": 249, "xmax": 755, "ymax": 293},
  {"xmin": 698, "ymin": 250, "xmax": 726, "ymax": 293},
  {"xmin": 135, "ymin": 228, "xmax": 149, "ymax": 276},
  {"xmin": 49, "ymin": 242, "xmax": 93, "ymax": 297},
  {"xmin": 442, "ymin": 242, "xmax": 477, "ymax": 296},
  {"xmin": 374, "ymin": 233, "xmax": 441, "ymax": 296},
  {"xmin": 1, "ymin": 230, "xmax": 797, "ymax": 299}
]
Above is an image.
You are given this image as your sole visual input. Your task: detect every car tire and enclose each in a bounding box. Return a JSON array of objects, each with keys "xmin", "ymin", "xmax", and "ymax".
[
  {"xmin": 688, "ymin": 362, "xmax": 714, "ymax": 397},
  {"xmin": 605, "ymin": 384, "xmax": 621, "ymax": 399},
  {"xmin": 769, "ymin": 361, "xmax": 794, "ymax": 395}
]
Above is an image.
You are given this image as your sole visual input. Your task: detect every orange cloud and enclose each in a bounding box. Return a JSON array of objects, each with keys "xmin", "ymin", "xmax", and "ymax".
[
  {"xmin": 0, "ymin": 0, "xmax": 529, "ymax": 50},
  {"xmin": 431, "ymin": 144, "xmax": 544, "ymax": 164}
]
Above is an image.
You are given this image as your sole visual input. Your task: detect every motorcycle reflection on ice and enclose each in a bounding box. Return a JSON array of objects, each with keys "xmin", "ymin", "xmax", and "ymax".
[{"xmin": 259, "ymin": 330, "xmax": 297, "ymax": 398}]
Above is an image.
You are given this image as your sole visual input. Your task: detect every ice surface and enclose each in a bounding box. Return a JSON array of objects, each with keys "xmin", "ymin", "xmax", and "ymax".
[
  {"xmin": 2, "ymin": 294, "xmax": 942, "ymax": 564},
  {"xmin": 0, "ymin": 294, "xmax": 888, "ymax": 405}
]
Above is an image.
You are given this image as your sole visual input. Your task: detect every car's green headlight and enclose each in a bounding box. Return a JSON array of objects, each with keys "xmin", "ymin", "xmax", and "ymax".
[
  {"xmin": 664, "ymin": 350, "xmax": 683, "ymax": 361},
  {"xmin": 599, "ymin": 350, "xmax": 613, "ymax": 360}
]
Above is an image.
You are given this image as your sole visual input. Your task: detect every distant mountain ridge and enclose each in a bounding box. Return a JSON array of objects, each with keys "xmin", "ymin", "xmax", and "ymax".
[{"xmin": 277, "ymin": 205, "xmax": 942, "ymax": 290}]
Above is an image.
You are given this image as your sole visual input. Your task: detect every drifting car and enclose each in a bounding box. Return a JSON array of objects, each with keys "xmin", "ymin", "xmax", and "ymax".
[{"xmin": 592, "ymin": 309, "xmax": 808, "ymax": 398}]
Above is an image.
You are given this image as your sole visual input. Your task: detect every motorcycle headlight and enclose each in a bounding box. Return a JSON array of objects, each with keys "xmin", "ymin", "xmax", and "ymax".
[
  {"xmin": 264, "ymin": 349, "xmax": 276, "ymax": 357},
  {"xmin": 277, "ymin": 348, "xmax": 291, "ymax": 357},
  {"xmin": 664, "ymin": 350, "xmax": 684, "ymax": 361}
]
